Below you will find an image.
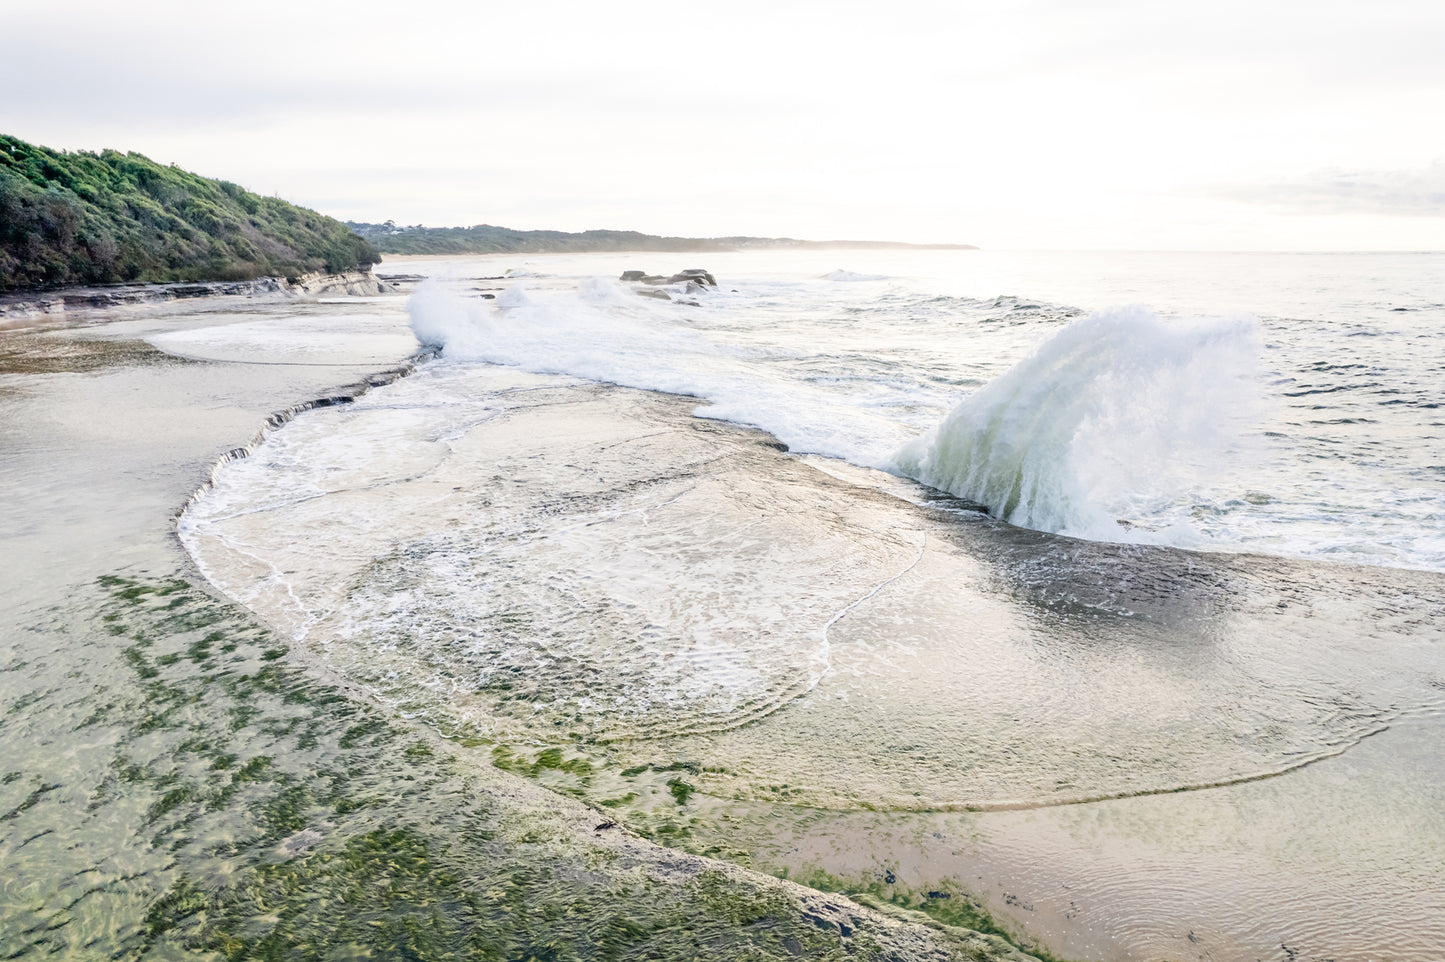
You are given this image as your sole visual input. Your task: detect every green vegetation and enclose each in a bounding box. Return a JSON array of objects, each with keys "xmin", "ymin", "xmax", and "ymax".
[
  {"xmin": 349, "ymin": 220, "xmax": 978, "ymax": 255},
  {"xmin": 0, "ymin": 134, "xmax": 379, "ymax": 291},
  {"xmin": 792, "ymin": 869, "xmax": 1071, "ymax": 962},
  {"xmin": 354, "ymin": 222, "xmax": 727, "ymax": 255},
  {"xmin": 0, "ymin": 572, "xmax": 1022, "ymax": 961}
]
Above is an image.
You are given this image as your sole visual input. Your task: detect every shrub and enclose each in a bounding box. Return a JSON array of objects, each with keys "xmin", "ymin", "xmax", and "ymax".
[{"xmin": 0, "ymin": 133, "xmax": 380, "ymax": 291}]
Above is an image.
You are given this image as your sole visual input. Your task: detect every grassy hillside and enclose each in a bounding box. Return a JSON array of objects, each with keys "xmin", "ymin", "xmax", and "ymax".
[
  {"xmin": 0, "ymin": 135, "xmax": 379, "ymax": 291},
  {"xmin": 350, "ymin": 221, "xmax": 977, "ymax": 255}
]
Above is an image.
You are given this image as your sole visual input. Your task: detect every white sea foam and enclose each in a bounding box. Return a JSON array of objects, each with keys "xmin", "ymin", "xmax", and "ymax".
[
  {"xmin": 409, "ymin": 281, "xmax": 493, "ymax": 351},
  {"xmin": 148, "ymin": 314, "xmax": 416, "ymax": 366},
  {"xmin": 406, "ymin": 279, "xmax": 916, "ymax": 466},
  {"xmin": 823, "ymin": 269, "xmax": 889, "ymax": 282},
  {"xmin": 894, "ymin": 307, "xmax": 1265, "ymax": 542}
]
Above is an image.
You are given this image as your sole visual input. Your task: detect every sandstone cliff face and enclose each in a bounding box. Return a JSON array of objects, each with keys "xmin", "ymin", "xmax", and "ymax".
[{"xmin": 288, "ymin": 269, "xmax": 396, "ymax": 297}]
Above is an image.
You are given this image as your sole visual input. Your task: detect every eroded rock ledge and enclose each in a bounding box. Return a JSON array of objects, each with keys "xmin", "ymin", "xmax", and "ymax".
[{"xmin": 0, "ymin": 269, "xmax": 397, "ymax": 320}]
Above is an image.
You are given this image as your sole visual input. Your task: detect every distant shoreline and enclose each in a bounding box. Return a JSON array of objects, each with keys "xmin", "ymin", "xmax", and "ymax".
[{"xmin": 348, "ymin": 221, "xmax": 977, "ymax": 257}]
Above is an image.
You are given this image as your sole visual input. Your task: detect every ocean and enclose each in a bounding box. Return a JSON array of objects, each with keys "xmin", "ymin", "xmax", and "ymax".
[{"xmin": 5, "ymin": 249, "xmax": 1442, "ymax": 961}]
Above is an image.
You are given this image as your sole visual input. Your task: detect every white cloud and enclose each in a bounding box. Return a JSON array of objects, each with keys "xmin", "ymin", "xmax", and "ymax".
[{"xmin": 5, "ymin": 0, "xmax": 1444, "ymax": 248}]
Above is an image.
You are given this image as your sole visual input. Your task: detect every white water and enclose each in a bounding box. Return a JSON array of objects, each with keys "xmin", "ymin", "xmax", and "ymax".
[
  {"xmin": 400, "ymin": 249, "xmax": 1445, "ymax": 571},
  {"xmin": 895, "ymin": 306, "xmax": 1265, "ymax": 543}
]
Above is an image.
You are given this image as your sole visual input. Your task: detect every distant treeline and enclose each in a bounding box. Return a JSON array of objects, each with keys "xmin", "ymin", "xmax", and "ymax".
[
  {"xmin": 0, "ymin": 134, "xmax": 380, "ymax": 291},
  {"xmin": 348, "ymin": 221, "xmax": 977, "ymax": 255}
]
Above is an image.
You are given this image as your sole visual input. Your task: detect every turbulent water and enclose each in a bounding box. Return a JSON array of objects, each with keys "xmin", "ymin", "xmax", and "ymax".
[
  {"xmin": 169, "ymin": 250, "xmax": 1445, "ymax": 961},
  {"xmin": 395, "ymin": 250, "xmax": 1445, "ymax": 570}
]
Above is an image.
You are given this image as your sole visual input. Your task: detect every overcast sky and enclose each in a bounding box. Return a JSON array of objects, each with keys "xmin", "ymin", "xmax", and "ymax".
[{"xmin": 6, "ymin": 0, "xmax": 1443, "ymax": 249}]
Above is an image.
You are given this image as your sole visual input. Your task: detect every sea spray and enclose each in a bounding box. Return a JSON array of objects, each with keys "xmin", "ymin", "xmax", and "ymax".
[
  {"xmin": 408, "ymin": 279, "xmax": 493, "ymax": 353},
  {"xmin": 408, "ymin": 277, "xmax": 709, "ymax": 388},
  {"xmin": 893, "ymin": 306, "xmax": 1264, "ymax": 541},
  {"xmin": 405, "ymin": 280, "xmax": 920, "ymax": 464}
]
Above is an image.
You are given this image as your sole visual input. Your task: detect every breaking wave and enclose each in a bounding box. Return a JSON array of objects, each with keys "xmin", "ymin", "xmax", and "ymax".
[
  {"xmin": 894, "ymin": 306, "xmax": 1265, "ymax": 542},
  {"xmin": 406, "ymin": 278, "xmax": 918, "ymax": 465}
]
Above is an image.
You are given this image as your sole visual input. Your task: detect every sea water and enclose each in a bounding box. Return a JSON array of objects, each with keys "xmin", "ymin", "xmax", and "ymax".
[
  {"xmin": 390, "ymin": 249, "xmax": 1445, "ymax": 569},
  {"xmin": 173, "ymin": 249, "xmax": 1445, "ymax": 961}
]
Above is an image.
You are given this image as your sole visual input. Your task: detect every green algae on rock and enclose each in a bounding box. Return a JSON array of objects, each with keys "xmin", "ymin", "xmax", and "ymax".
[{"xmin": 2, "ymin": 571, "xmax": 1038, "ymax": 961}]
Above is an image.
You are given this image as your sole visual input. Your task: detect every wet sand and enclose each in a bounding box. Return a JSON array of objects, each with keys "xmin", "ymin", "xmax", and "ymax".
[{"xmin": 0, "ymin": 294, "xmax": 1027, "ymax": 960}]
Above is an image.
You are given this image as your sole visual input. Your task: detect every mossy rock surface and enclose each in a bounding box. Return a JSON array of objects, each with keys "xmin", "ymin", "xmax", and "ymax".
[{"xmin": 2, "ymin": 573, "xmax": 1038, "ymax": 961}]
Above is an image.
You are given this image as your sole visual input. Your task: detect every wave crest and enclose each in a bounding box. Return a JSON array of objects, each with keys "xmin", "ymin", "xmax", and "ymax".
[{"xmin": 894, "ymin": 306, "xmax": 1264, "ymax": 542}]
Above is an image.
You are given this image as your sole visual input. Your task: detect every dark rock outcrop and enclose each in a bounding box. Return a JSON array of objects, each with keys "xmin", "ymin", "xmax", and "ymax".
[
  {"xmin": 672, "ymin": 268, "xmax": 717, "ymax": 286},
  {"xmin": 618, "ymin": 268, "xmax": 718, "ymax": 302}
]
